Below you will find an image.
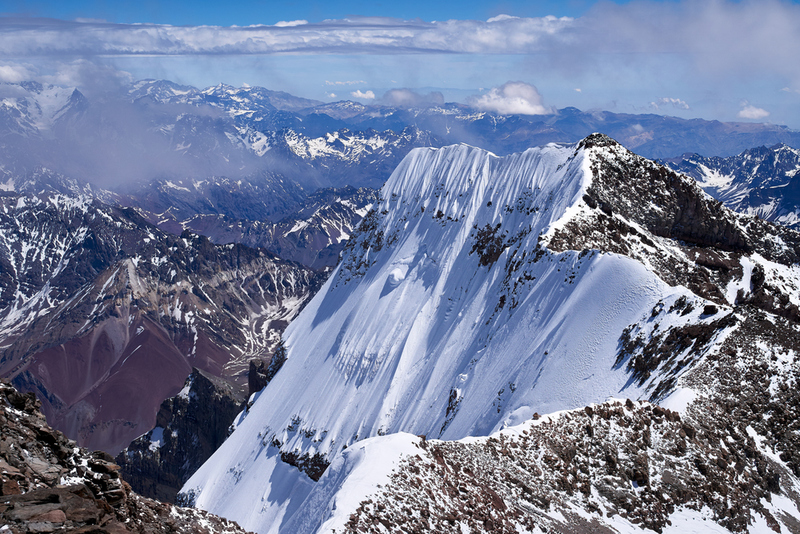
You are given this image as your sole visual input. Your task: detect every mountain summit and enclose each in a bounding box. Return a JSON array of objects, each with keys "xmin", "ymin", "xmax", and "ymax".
[{"xmin": 181, "ymin": 134, "xmax": 800, "ymax": 533}]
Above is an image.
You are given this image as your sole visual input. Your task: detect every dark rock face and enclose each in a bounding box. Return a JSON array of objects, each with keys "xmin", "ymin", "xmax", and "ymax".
[
  {"xmin": 549, "ymin": 134, "xmax": 800, "ymax": 315},
  {"xmin": 116, "ymin": 369, "xmax": 245, "ymax": 503},
  {"xmin": 247, "ymin": 360, "xmax": 269, "ymax": 399},
  {"xmin": 0, "ymin": 380, "xmax": 250, "ymax": 534}
]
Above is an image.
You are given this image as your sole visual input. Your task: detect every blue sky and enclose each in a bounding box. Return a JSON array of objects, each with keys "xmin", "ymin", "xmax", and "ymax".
[
  {"xmin": 5, "ymin": 0, "xmax": 625, "ymax": 25},
  {"xmin": 1, "ymin": 0, "xmax": 799, "ymax": 128}
]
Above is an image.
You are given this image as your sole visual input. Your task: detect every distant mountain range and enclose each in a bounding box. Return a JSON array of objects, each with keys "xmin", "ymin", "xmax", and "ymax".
[
  {"xmin": 664, "ymin": 143, "xmax": 800, "ymax": 230},
  {"xmin": 3, "ymin": 79, "xmax": 800, "ymax": 194},
  {"xmin": 0, "ymin": 189, "xmax": 324, "ymax": 454}
]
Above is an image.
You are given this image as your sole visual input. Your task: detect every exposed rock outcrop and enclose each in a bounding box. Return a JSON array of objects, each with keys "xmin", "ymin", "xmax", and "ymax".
[
  {"xmin": 0, "ymin": 379, "xmax": 250, "ymax": 534},
  {"xmin": 115, "ymin": 369, "xmax": 245, "ymax": 503}
]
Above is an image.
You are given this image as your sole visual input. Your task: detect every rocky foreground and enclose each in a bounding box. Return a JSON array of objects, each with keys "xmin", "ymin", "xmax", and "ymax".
[{"xmin": 0, "ymin": 380, "xmax": 250, "ymax": 534}]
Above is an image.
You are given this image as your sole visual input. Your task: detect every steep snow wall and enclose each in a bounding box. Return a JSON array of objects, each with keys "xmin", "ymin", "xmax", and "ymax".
[{"xmin": 182, "ymin": 141, "xmax": 699, "ymax": 532}]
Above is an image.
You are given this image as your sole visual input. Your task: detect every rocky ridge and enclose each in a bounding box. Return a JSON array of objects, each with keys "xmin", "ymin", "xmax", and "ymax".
[
  {"xmin": 546, "ymin": 134, "xmax": 799, "ymax": 318},
  {"xmin": 115, "ymin": 369, "xmax": 246, "ymax": 504},
  {"xmin": 340, "ymin": 399, "xmax": 787, "ymax": 534},
  {"xmin": 0, "ymin": 379, "xmax": 250, "ymax": 534}
]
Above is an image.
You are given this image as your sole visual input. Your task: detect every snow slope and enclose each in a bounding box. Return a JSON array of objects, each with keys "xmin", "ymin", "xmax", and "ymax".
[{"xmin": 181, "ymin": 140, "xmax": 716, "ymax": 532}]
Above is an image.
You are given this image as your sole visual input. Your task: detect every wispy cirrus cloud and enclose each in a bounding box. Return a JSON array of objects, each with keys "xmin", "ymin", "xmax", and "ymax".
[{"xmin": 325, "ymin": 80, "xmax": 367, "ymax": 86}]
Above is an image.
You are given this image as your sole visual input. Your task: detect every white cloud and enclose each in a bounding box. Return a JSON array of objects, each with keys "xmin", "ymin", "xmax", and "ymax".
[
  {"xmin": 782, "ymin": 87, "xmax": 800, "ymax": 94},
  {"xmin": 574, "ymin": 88, "xmax": 582, "ymax": 93},
  {"xmin": 486, "ymin": 14, "xmax": 519, "ymax": 23},
  {"xmin": 350, "ymin": 89, "xmax": 375, "ymax": 99},
  {"xmin": 468, "ymin": 82, "xmax": 550, "ymax": 115},
  {"xmin": 738, "ymin": 103, "xmax": 770, "ymax": 120},
  {"xmin": 326, "ymin": 92, "xmax": 337, "ymax": 98},
  {"xmin": 650, "ymin": 97, "xmax": 689, "ymax": 110},
  {"xmin": 274, "ymin": 20, "xmax": 308, "ymax": 27},
  {"xmin": 0, "ymin": 3, "xmax": 796, "ymax": 87},
  {"xmin": 0, "ymin": 16, "xmax": 573, "ymax": 57},
  {"xmin": 0, "ymin": 64, "xmax": 34, "ymax": 83},
  {"xmin": 326, "ymin": 80, "xmax": 366, "ymax": 86}
]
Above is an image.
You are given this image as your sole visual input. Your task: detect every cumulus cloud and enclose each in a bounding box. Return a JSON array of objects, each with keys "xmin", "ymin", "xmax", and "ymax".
[
  {"xmin": 738, "ymin": 102, "xmax": 770, "ymax": 120},
  {"xmin": 326, "ymin": 92, "xmax": 337, "ymax": 98},
  {"xmin": 381, "ymin": 88, "xmax": 443, "ymax": 107},
  {"xmin": 351, "ymin": 89, "xmax": 375, "ymax": 99},
  {"xmin": 468, "ymin": 82, "xmax": 550, "ymax": 115},
  {"xmin": 650, "ymin": 97, "xmax": 690, "ymax": 110}
]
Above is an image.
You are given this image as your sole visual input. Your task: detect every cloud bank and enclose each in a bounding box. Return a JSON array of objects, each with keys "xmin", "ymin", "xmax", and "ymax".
[
  {"xmin": 0, "ymin": 1, "xmax": 797, "ymax": 83},
  {"xmin": 1, "ymin": 1, "xmax": 797, "ymax": 125}
]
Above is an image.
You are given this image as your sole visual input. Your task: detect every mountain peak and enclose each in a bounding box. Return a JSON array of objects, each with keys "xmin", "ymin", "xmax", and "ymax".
[{"xmin": 579, "ymin": 132, "xmax": 621, "ymax": 150}]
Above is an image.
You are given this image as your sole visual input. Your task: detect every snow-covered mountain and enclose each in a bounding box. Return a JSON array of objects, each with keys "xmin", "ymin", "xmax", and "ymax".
[
  {"xmin": 0, "ymin": 81, "xmax": 87, "ymax": 137},
  {"xmin": 665, "ymin": 143, "xmax": 800, "ymax": 229},
  {"xmin": 179, "ymin": 134, "xmax": 800, "ymax": 532},
  {"xmin": 0, "ymin": 192, "xmax": 324, "ymax": 454}
]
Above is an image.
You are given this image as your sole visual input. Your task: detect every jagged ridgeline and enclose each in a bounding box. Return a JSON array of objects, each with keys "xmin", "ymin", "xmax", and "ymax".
[
  {"xmin": 0, "ymin": 193, "xmax": 324, "ymax": 455},
  {"xmin": 180, "ymin": 134, "xmax": 800, "ymax": 533}
]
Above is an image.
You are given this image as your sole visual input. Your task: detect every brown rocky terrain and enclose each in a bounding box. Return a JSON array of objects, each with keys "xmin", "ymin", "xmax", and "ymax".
[
  {"xmin": 344, "ymin": 394, "xmax": 796, "ymax": 533},
  {"xmin": 0, "ymin": 193, "xmax": 324, "ymax": 454},
  {"xmin": 0, "ymin": 379, "xmax": 250, "ymax": 534}
]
